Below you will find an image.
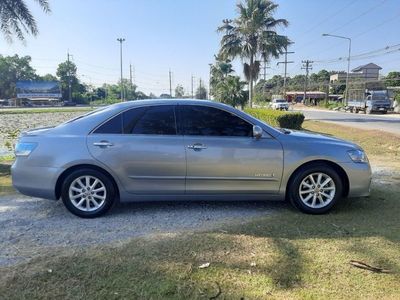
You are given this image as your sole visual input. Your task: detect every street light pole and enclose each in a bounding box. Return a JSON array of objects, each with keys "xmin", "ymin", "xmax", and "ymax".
[
  {"xmin": 322, "ymin": 33, "xmax": 352, "ymax": 105},
  {"xmin": 117, "ymin": 38, "xmax": 125, "ymax": 101}
]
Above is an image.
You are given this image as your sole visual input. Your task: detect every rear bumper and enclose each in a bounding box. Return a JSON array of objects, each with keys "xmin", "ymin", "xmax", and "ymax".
[
  {"xmin": 11, "ymin": 160, "xmax": 62, "ymax": 200},
  {"xmin": 338, "ymin": 162, "xmax": 371, "ymax": 197}
]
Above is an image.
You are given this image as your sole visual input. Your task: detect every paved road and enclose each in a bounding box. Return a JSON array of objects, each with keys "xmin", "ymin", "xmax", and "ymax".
[{"xmin": 296, "ymin": 109, "xmax": 400, "ymax": 135}]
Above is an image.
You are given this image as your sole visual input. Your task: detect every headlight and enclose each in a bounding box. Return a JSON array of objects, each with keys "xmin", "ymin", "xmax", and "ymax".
[
  {"xmin": 347, "ymin": 149, "xmax": 368, "ymax": 163},
  {"xmin": 15, "ymin": 142, "xmax": 37, "ymax": 157}
]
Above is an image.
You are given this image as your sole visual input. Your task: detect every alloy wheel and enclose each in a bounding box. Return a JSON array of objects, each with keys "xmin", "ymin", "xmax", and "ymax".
[
  {"xmin": 68, "ymin": 175, "xmax": 107, "ymax": 212},
  {"xmin": 298, "ymin": 172, "xmax": 336, "ymax": 209}
]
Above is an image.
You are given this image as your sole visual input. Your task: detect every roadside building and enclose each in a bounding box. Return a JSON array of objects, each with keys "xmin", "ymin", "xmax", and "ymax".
[
  {"xmin": 330, "ymin": 63, "xmax": 382, "ymax": 84},
  {"xmin": 285, "ymin": 91, "xmax": 326, "ymax": 104}
]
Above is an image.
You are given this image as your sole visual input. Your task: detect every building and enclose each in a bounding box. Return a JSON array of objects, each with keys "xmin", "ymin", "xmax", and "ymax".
[{"xmin": 330, "ymin": 63, "xmax": 382, "ymax": 84}]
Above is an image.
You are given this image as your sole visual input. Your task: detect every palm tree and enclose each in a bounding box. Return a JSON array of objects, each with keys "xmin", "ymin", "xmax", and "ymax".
[
  {"xmin": 0, "ymin": 0, "xmax": 51, "ymax": 42},
  {"xmin": 218, "ymin": 0, "xmax": 290, "ymax": 107}
]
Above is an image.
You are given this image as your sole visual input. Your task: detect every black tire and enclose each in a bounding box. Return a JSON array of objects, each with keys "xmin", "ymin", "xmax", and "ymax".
[
  {"xmin": 288, "ymin": 164, "xmax": 343, "ymax": 214},
  {"xmin": 61, "ymin": 168, "xmax": 116, "ymax": 218}
]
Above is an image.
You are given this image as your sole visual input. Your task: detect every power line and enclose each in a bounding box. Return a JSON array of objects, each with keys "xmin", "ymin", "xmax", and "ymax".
[
  {"xmin": 301, "ymin": 60, "xmax": 313, "ymax": 101},
  {"xmin": 277, "ymin": 47, "xmax": 295, "ymax": 94}
]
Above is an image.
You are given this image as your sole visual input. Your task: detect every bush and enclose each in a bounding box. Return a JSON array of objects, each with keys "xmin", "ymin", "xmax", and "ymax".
[{"xmin": 244, "ymin": 108, "xmax": 305, "ymax": 130}]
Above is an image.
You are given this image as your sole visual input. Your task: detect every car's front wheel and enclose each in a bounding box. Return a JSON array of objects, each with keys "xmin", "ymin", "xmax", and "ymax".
[
  {"xmin": 61, "ymin": 168, "xmax": 116, "ymax": 218},
  {"xmin": 289, "ymin": 164, "xmax": 343, "ymax": 214}
]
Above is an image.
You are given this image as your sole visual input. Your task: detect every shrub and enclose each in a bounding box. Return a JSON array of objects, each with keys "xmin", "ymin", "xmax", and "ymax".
[{"xmin": 244, "ymin": 108, "xmax": 305, "ymax": 130}]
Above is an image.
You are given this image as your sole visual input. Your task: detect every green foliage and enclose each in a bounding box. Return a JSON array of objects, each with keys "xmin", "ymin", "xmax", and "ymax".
[
  {"xmin": 214, "ymin": 75, "xmax": 246, "ymax": 108},
  {"xmin": 175, "ymin": 84, "xmax": 184, "ymax": 98},
  {"xmin": 245, "ymin": 108, "xmax": 304, "ymax": 129},
  {"xmin": 0, "ymin": 0, "xmax": 50, "ymax": 42},
  {"xmin": 0, "ymin": 54, "xmax": 37, "ymax": 98},
  {"xmin": 218, "ymin": 0, "xmax": 290, "ymax": 105},
  {"xmin": 195, "ymin": 85, "xmax": 207, "ymax": 99},
  {"xmin": 385, "ymin": 71, "xmax": 400, "ymax": 87}
]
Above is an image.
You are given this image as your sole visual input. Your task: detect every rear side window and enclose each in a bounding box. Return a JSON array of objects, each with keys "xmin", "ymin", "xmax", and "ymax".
[
  {"xmin": 93, "ymin": 105, "xmax": 177, "ymax": 135},
  {"xmin": 125, "ymin": 105, "xmax": 177, "ymax": 135},
  {"xmin": 94, "ymin": 113, "xmax": 123, "ymax": 134},
  {"xmin": 181, "ymin": 105, "xmax": 252, "ymax": 137}
]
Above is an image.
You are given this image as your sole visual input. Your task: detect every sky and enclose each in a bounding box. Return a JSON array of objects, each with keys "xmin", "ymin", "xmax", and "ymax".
[{"xmin": 1, "ymin": 0, "xmax": 400, "ymax": 95}]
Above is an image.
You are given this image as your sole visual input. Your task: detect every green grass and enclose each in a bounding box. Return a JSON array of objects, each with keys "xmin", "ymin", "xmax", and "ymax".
[
  {"xmin": 0, "ymin": 161, "xmax": 14, "ymax": 195},
  {"xmin": 0, "ymin": 121, "xmax": 399, "ymax": 299}
]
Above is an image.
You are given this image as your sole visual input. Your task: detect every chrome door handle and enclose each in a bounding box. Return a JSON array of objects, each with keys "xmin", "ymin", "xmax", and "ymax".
[
  {"xmin": 93, "ymin": 141, "xmax": 114, "ymax": 148},
  {"xmin": 187, "ymin": 143, "xmax": 207, "ymax": 150}
]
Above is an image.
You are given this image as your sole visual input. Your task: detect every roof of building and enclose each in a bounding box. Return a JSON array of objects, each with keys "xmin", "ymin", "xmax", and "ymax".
[{"xmin": 352, "ymin": 63, "xmax": 382, "ymax": 72}]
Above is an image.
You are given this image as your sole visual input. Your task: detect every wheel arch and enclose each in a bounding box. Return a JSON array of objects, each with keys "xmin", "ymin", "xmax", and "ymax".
[
  {"xmin": 55, "ymin": 164, "xmax": 120, "ymax": 200},
  {"xmin": 286, "ymin": 160, "xmax": 349, "ymax": 199}
]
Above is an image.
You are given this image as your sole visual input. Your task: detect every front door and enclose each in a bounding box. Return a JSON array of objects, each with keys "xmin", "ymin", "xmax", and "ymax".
[
  {"xmin": 179, "ymin": 105, "xmax": 283, "ymax": 194},
  {"xmin": 87, "ymin": 105, "xmax": 185, "ymax": 194}
]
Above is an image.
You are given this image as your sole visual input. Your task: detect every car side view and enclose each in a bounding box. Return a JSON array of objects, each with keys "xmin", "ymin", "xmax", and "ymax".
[{"xmin": 12, "ymin": 100, "xmax": 371, "ymax": 218}]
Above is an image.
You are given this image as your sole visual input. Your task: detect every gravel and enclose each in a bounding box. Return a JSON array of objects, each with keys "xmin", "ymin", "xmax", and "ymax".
[{"xmin": 0, "ymin": 193, "xmax": 282, "ymax": 267}]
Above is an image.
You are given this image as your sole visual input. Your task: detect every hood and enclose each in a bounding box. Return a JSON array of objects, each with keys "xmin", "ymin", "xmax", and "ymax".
[{"xmin": 282, "ymin": 129, "xmax": 360, "ymax": 149}]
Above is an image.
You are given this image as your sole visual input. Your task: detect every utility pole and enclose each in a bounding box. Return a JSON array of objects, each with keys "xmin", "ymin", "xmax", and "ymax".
[
  {"xmin": 208, "ymin": 63, "xmax": 213, "ymax": 100},
  {"xmin": 301, "ymin": 60, "xmax": 313, "ymax": 103},
  {"xmin": 117, "ymin": 38, "xmax": 125, "ymax": 101},
  {"xmin": 191, "ymin": 75, "xmax": 194, "ymax": 98},
  {"xmin": 67, "ymin": 51, "xmax": 73, "ymax": 102},
  {"xmin": 129, "ymin": 63, "xmax": 133, "ymax": 88},
  {"xmin": 199, "ymin": 78, "xmax": 202, "ymax": 99},
  {"xmin": 261, "ymin": 58, "xmax": 271, "ymax": 81},
  {"xmin": 169, "ymin": 69, "xmax": 172, "ymax": 98},
  {"xmin": 277, "ymin": 47, "xmax": 294, "ymax": 95}
]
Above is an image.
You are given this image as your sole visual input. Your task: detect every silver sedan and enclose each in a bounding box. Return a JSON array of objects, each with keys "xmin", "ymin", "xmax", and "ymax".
[{"xmin": 12, "ymin": 100, "xmax": 371, "ymax": 218}]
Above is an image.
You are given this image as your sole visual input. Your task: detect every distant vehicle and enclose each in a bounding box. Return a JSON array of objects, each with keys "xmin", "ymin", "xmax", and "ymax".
[
  {"xmin": 270, "ymin": 99, "xmax": 289, "ymax": 111},
  {"xmin": 63, "ymin": 101, "xmax": 77, "ymax": 107},
  {"xmin": 347, "ymin": 90, "xmax": 391, "ymax": 114},
  {"xmin": 12, "ymin": 99, "xmax": 371, "ymax": 218}
]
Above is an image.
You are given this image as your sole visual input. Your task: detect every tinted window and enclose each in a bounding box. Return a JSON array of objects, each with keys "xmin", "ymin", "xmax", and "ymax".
[
  {"xmin": 181, "ymin": 105, "xmax": 252, "ymax": 137},
  {"xmin": 94, "ymin": 114, "xmax": 123, "ymax": 134},
  {"xmin": 123, "ymin": 105, "xmax": 177, "ymax": 135}
]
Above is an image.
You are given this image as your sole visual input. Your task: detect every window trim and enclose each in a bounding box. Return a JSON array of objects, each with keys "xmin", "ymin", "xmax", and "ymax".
[
  {"xmin": 178, "ymin": 104, "xmax": 255, "ymax": 138},
  {"xmin": 90, "ymin": 104, "xmax": 179, "ymax": 136}
]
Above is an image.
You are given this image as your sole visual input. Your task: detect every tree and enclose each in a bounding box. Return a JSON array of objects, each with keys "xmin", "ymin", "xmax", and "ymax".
[
  {"xmin": 0, "ymin": 54, "xmax": 37, "ymax": 98},
  {"xmin": 385, "ymin": 71, "xmax": 400, "ymax": 87},
  {"xmin": 214, "ymin": 75, "xmax": 246, "ymax": 108},
  {"xmin": 56, "ymin": 60, "xmax": 80, "ymax": 100},
  {"xmin": 218, "ymin": 0, "xmax": 290, "ymax": 107},
  {"xmin": 0, "ymin": 0, "xmax": 51, "ymax": 42},
  {"xmin": 175, "ymin": 84, "xmax": 184, "ymax": 98},
  {"xmin": 210, "ymin": 54, "xmax": 234, "ymax": 97},
  {"xmin": 195, "ymin": 85, "xmax": 207, "ymax": 99},
  {"xmin": 39, "ymin": 73, "xmax": 57, "ymax": 81}
]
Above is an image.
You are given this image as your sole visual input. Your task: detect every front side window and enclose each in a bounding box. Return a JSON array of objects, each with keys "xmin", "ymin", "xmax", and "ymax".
[{"xmin": 181, "ymin": 105, "xmax": 252, "ymax": 137}]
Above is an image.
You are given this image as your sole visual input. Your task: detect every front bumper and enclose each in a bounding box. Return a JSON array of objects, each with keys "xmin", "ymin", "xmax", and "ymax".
[
  {"xmin": 338, "ymin": 161, "xmax": 371, "ymax": 197},
  {"xmin": 11, "ymin": 159, "xmax": 63, "ymax": 200}
]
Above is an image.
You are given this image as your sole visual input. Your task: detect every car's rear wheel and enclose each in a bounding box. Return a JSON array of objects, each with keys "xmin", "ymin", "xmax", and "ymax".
[
  {"xmin": 289, "ymin": 164, "xmax": 343, "ymax": 214},
  {"xmin": 61, "ymin": 168, "xmax": 116, "ymax": 218}
]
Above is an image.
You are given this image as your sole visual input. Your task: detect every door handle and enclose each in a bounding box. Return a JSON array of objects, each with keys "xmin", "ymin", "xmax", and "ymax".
[
  {"xmin": 187, "ymin": 143, "xmax": 207, "ymax": 151},
  {"xmin": 93, "ymin": 141, "xmax": 114, "ymax": 148}
]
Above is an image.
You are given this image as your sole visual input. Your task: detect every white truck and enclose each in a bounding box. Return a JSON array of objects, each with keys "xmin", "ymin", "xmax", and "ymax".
[{"xmin": 270, "ymin": 98, "xmax": 289, "ymax": 111}]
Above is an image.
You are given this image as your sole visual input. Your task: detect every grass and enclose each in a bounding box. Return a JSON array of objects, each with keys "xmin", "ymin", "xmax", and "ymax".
[
  {"xmin": 0, "ymin": 121, "xmax": 399, "ymax": 299},
  {"xmin": 0, "ymin": 160, "xmax": 13, "ymax": 195}
]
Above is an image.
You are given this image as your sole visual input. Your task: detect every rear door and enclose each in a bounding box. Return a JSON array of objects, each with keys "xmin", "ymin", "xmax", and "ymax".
[
  {"xmin": 179, "ymin": 105, "xmax": 283, "ymax": 194},
  {"xmin": 87, "ymin": 104, "xmax": 185, "ymax": 194}
]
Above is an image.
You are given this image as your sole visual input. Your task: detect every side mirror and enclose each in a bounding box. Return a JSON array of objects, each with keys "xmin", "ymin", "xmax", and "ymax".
[{"xmin": 253, "ymin": 125, "xmax": 263, "ymax": 139}]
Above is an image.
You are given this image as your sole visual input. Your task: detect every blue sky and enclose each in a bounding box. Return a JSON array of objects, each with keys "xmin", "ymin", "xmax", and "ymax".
[{"xmin": 1, "ymin": 0, "xmax": 400, "ymax": 95}]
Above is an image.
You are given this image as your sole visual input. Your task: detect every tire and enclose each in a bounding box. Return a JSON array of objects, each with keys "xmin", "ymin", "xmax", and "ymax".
[
  {"xmin": 61, "ymin": 168, "xmax": 116, "ymax": 218},
  {"xmin": 288, "ymin": 164, "xmax": 343, "ymax": 214}
]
